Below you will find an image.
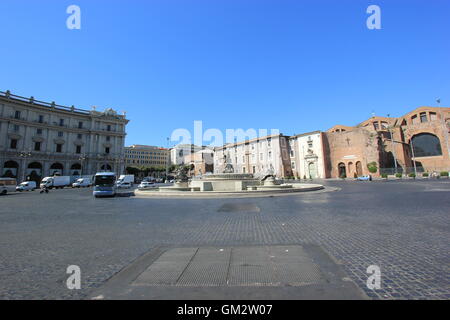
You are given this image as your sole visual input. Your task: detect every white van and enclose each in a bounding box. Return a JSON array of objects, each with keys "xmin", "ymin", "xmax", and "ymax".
[
  {"xmin": 0, "ymin": 178, "xmax": 17, "ymax": 195},
  {"xmin": 16, "ymin": 181, "xmax": 37, "ymax": 192},
  {"xmin": 72, "ymin": 178, "xmax": 92, "ymax": 188}
]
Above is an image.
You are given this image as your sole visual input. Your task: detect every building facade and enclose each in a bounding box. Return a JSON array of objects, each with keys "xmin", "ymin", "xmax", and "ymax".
[
  {"xmin": 323, "ymin": 107, "xmax": 450, "ymax": 177},
  {"xmin": 213, "ymin": 134, "xmax": 292, "ymax": 178},
  {"xmin": 170, "ymin": 144, "xmax": 205, "ymax": 165},
  {"xmin": 124, "ymin": 145, "xmax": 169, "ymax": 167},
  {"xmin": 0, "ymin": 90, "xmax": 129, "ymax": 182},
  {"xmin": 183, "ymin": 148, "xmax": 214, "ymax": 176},
  {"xmin": 288, "ymin": 131, "xmax": 326, "ymax": 179}
]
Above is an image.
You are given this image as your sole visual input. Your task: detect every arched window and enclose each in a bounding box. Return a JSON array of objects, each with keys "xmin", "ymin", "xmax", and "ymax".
[
  {"xmin": 50, "ymin": 163, "xmax": 63, "ymax": 169},
  {"xmin": 411, "ymin": 133, "xmax": 442, "ymax": 157},
  {"xmin": 28, "ymin": 162, "xmax": 42, "ymax": 169},
  {"xmin": 3, "ymin": 161, "xmax": 19, "ymax": 178},
  {"xmin": 71, "ymin": 163, "xmax": 82, "ymax": 170}
]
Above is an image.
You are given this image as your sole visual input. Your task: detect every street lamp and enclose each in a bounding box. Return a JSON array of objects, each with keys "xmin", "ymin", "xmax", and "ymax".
[
  {"xmin": 386, "ymin": 114, "xmax": 398, "ymax": 175},
  {"xmin": 78, "ymin": 154, "xmax": 87, "ymax": 176},
  {"xmin": 403, "ymin": 127, "xmax": 417, "ymax": 176},
  {"xmin": 19, "ymin": 150, "xmax": 32, "ymax": 182},
  {"xmin": 165, "ymin": 137, "xmax": 170, "ymax": 183}
]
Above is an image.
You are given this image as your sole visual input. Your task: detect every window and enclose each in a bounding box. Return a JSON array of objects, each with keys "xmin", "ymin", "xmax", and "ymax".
[
  {"xmin": 58, "ymin": 131, "xmax": 63, "ymax": 137},
  {"xmin": 411, "ymin": 133, "xmax": 442, "ymax": 157},
  {"xmin": 105, "ymin": 147, "xmax": 110, "ymax": 154},
  {"xmin": 56, "ymin": 144, "xmax": 62, "ymax": 153},
  {"xmin": 77, "ymin": 134, "xmax": 82, "ymax": 139},
  {"xmin": 420, "ymin": 112, "xmax": 428, "ymax": 123},
  {"xmin": 34, "ymin": 142, "xmax": 41, "ymax": 151},
  {"xmin": 373, "ymin": 122, "xmax": 380, "ymax": 130},
  {"xmin": 411, "ymin": 115, "xmax": 419, "ymax": 124},
  {"xmin": 292, "ymin": 162, "xmax": 296, "ymax": 169},
  {"xmin": 78, "ymin": 121, "xmax": 83, "ymax": 129},
  {"xmin": 13, "ymin": 124, "xmax": 19, "ymax": 132},
  {"xmin": 37, "ymin": 128, "xmax": 43, "ymax": 135},
  {"xmin": 106, "ymin": 136, "xmax": 111, "ymax": 142},
  {"xmin": 14, "ymin": 110, "xmax": 21, "ymax": 119},
  {"xmin": 430, "ymin": 112, "xmax": 437, "ymax": 121},
  {"xmin": 107, "ymin": 125, "xmax": 111, "ymax": 131},
  {"xmin": 59, "ymin": 119, "xmax": 64, "ymax": 126},
  {"xmin": 76, "ymin": 145, "xmax": 81, "ymax": 154},
  {"xmin": 38, "ymin": 115, "xmax": 44, "ymax": 123},
  {"xmin": 268, "ymin": 151, "xmax": 272, "ymax": 159},
  {"xmin": 10, "ymin": 139, "xmax": 18, "ymax": 149}
]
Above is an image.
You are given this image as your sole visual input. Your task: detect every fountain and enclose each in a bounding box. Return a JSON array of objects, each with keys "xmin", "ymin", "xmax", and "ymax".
[{"xmin": 147, "ymin": 152, "xmax": 324, "ymax": 196}]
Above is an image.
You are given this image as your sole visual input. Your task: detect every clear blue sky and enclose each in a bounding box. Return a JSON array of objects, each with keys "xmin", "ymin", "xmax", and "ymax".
[{"xmin": 1, "ymin": 0, "xmax": 449, "ymax": 147}]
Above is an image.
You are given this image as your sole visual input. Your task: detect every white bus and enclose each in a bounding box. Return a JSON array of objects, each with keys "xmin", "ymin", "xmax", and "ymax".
[{"xmin": 93, "ymin": 172, "xmax": 117, "ymax": 198}]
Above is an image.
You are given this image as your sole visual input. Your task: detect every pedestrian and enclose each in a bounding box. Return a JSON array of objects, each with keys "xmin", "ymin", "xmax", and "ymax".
[{"xmin": 40, "ymin": 185, "xmax": 49, "ymax": 194}]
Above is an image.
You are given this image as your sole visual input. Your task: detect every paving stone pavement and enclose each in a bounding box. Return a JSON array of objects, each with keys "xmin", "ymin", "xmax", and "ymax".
[{"xmin": 0, "ymin": 180, "xmax": 449, "ymax": 299}]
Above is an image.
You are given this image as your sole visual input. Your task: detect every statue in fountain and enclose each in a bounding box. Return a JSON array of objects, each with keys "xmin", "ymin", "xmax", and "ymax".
[
  {"xmin": 223, "ymin": 152, "xmax": 234, "ymax": 174},
  {"xmin": 175, "ymin": 165, "xmax": 189, "ymax": 183},
  {"xmin": 261, "ymin": 164, "xmax": 277, "ymax": 186}
]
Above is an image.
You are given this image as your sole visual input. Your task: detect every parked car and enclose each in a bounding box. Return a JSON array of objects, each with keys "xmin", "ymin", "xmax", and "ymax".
[
  {"xmin": 72, "ymin": 178, "xmax": 92, "ymax": 188},
  {"xmin": 138, "ymin": 181, "xmax": 156, "ymax": 189},
  {"xmin": 16, "ymin": 181, "xmax": 37, "ymax": 192},
  {"xmin": 356, "ymin": 175, "xmax": 372, "ymax": 181},
  {"xmin": 117, "ymin": 182, "xmax": 132, "ymax": 189}
]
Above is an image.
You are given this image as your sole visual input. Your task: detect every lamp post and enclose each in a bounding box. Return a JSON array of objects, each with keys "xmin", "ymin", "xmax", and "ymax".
[
  {"xmin": 79, "ymin": 154, "xmax": 87, "ymax": 177},
  {"xmin": 387, "ymin": 114, "xmax": 398, "ymax": 175},
  {"xmin": 403, "ymin": 127, "xmax": 417, "ymax": 176},
  {"xmin": 19, "ymin": 150, "xmax": 32, "ymax": 182},
  {"xmin": 165, "ymin": 137, "xmax": 170, "ymax": 183}
]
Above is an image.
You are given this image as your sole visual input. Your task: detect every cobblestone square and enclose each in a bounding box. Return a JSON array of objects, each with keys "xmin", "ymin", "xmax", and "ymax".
[{"xmin": 0, "ymin": 179, "xmax": 449, "ymax": 299}]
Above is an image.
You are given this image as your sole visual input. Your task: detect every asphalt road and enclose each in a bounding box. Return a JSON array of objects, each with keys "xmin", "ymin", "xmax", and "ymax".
[{"xmin": 0, "ymin": 179, "xmax": 449, "ymax": 299}]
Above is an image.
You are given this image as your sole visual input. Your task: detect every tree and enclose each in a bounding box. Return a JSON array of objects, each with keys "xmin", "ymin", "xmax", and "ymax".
[{"xmin": 367, "ymin": 162, "xmax": 378, "ymax": 174}]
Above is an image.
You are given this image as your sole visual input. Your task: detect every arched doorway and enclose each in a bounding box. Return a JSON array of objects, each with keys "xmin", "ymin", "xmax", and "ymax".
[
  {"xmin": 50, "ymin": 163, "xmax": 64, "ymax": 176},
  {"xmin": 70, "ymin": 163, "xmax": 82, "ymax": 176},
  {"xmin": 411, "ymin": 133, "xmax": 442, "ymax": 157},
  {"xmin": 27, "ymin": 162, "xmax": 43, "ymax": 184},
  {"xmin": 356, "ymin": 161, "xmax": 363, "ymax": 176},
  {"xmin": 338, "ymin": 163, "xmax": 346, "ymax": 178},
  {"xmin": 308, "ymin": 162, "xmax": 317, "ymax": 179},
  {"xmin": 3, "ymin": 161, "xmax": 19, "ymax": 178}
]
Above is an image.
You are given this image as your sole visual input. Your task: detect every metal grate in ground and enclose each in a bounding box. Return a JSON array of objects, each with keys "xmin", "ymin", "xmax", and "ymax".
[{"xmin": 132, "ymin": 245, "xmax": 324, "ymax": 287}]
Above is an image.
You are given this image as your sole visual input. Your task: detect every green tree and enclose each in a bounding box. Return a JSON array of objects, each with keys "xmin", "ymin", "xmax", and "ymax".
[{"xmin": 367, "ymin": 162, "xmax": 378, "ymax": 174}]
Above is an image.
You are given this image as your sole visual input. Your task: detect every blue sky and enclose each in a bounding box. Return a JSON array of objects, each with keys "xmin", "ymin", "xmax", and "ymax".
[{"xmin": 1, "ymin": 0, "xmax": 449, "ymax": 147}]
